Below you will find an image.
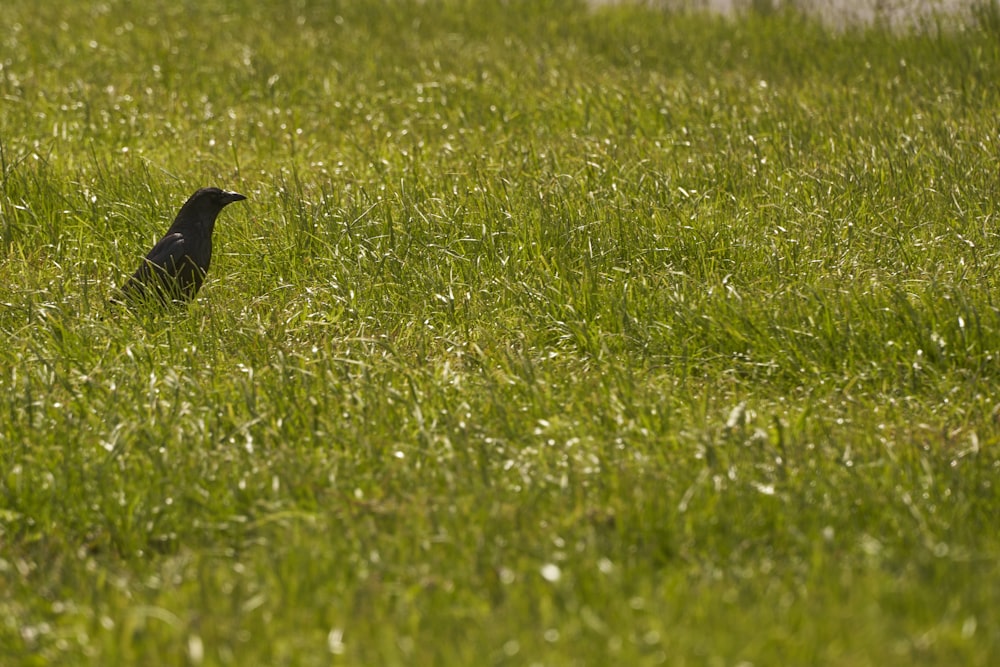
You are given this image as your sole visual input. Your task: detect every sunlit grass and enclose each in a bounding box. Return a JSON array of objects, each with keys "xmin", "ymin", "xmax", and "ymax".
[{"xmin": 2, "ymin": 1, "xmax": 1000, "ymax": 665}]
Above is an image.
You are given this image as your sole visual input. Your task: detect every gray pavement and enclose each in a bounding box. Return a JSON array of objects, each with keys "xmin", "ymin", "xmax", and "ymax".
[{"xmin": 591, "ymin": 0, "xmax": 991, "ymax": 28}]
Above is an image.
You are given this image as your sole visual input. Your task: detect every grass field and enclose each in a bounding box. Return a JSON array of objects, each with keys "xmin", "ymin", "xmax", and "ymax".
[{"xmin": 2, "ymin": 1, "xmax": 1000, "ymax": 664}]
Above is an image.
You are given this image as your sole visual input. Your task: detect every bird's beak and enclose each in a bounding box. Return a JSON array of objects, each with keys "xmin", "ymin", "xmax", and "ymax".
[{"xmin": 222, "ymin": 191, "xmax": 247, "ymax": 204}]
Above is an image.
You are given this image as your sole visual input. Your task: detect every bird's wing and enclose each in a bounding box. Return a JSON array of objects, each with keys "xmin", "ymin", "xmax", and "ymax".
[
  {"xmin": 125, "ymin": 233, "xmax": 189, "ymax": 293},
  {"xmin": 117, "ymin": 232, "xmax": 199, "ymax": 305},
  {"xmin": 143, "ymin": 232, "xmax": 188, "ymax": 271}
]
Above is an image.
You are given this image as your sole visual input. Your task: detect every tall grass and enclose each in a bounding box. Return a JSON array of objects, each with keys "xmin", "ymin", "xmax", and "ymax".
[{"xmin": 1, "ymin": 1, "xmax": 999, "ymax": 664}]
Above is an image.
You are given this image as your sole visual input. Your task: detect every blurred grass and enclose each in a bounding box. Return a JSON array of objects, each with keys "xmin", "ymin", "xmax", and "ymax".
[{"xmin": 2, "ymin": 0, "xmax": 1000, "ymax": 665}]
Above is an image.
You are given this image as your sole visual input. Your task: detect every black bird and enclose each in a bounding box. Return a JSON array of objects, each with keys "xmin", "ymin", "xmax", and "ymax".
[{"xmin": 114, "ymin": 187, "xmax": 246, "ymax": 306}]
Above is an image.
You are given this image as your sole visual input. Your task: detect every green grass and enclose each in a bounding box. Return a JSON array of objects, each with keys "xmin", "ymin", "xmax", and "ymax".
[{"xmin": 2, "ymin": 0, "xmax": 1000, "ymax": 664}]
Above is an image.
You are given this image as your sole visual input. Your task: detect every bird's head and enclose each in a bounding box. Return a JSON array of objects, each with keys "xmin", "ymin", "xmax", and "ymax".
[
  {"xmin": 172, "ymin": 187, "xmax": 247, "ymax": 234},
  {"xmin": 197, "ymin": 187, "xmax": 248, "ymax": 207}
]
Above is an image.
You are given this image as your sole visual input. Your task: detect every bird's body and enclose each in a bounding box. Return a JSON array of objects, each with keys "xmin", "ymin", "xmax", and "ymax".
[{"xmin": 114, "ymin": 187, "xmax": 246, "ymax": 306}]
